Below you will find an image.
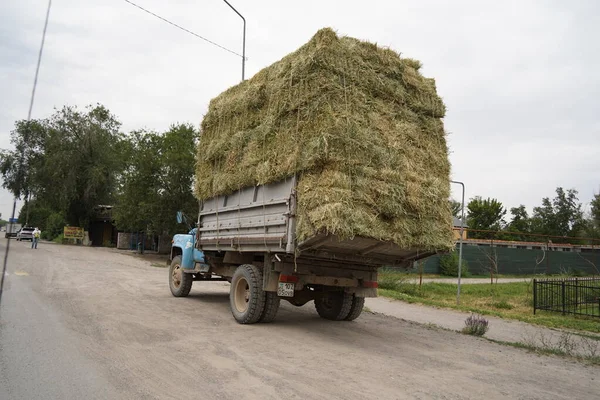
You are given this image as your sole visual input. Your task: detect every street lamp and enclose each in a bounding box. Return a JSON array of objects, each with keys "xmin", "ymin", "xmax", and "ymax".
[
  {"xmin": 222, "ymin": 0, "xmax": 246, "ymax": 81},
  {"xmin": 451, "ymin": 180, "xmax": 465, "ymax": 305}
]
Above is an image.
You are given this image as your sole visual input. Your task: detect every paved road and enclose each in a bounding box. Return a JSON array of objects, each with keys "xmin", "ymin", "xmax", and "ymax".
[{"xmin": 0, "ymin": 240, "xmax": 597, "ymax": 399}]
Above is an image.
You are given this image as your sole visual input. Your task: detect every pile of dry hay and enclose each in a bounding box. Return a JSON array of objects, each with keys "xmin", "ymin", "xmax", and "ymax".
[{"xmin": 196, "ymin": 28, "xmax": 453, "ymax": 251}]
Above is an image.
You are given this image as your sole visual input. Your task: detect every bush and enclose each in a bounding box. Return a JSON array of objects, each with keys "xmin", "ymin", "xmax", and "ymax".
[
  {"xmin": 490, "ymin": 300, "xmax": 514, "ymax": 310},
  {"xmin": 53, "ymin": 234, "xmax": 64, "ymax": 244},
  {"xmin": 439, "ymin": 252, "xmax": 470, "ymax": 277},
  {"xmin": 378, "ymin": 274, "xmax": 405, "ymax": 291},
  {"xmin": 45, "ymin": 212, "xmax": 66, "ymax": 240},
  {"xmin": 570, "ymin": 268, "xmax": 587, "ymax": 277},
  {"xmin": 378, "ymin": 273, "xmax": 423, "ymax": 297},
  {"xmin": 462, "ymin": 314, "xmax": 489, "ymax": 336}
]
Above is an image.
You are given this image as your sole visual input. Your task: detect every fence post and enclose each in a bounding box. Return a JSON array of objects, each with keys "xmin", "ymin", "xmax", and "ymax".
[
  {"xmin": 575, "ymin": 278, "xmax": 579, "ymax": 312},
  {"xmin": 546, "ymin": 240, "xmax": 550, "ymax": 275},
  {"xmin": 533, "ymin": 278, "xmax": 537, "ymax": 315},
  {"xmin": 561, "ymin": 280, "xmax": 566, "ymax": 315}
]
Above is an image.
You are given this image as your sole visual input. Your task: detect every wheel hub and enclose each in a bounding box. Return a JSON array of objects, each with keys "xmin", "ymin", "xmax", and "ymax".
[
  {"xmin": 172, "ymin": 265, "xmax": 182, "ymax": 288},
  {"xmin": 234, "ymin": 277, "xmax": 250, "ymax": 313}
]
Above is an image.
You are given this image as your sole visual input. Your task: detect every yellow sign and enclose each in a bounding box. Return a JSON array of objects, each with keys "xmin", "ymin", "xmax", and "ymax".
[{"xmin": 64, "ymin": 226, "xmax": 84, "ymax": 239}]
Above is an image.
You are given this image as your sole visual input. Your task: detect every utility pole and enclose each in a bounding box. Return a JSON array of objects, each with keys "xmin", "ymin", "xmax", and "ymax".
[
  {"xmin": 222, "ymin": 0, "xmax": 246, "ymax": 81},
  {"xmin": 451, "ymin": 180, "xmax": 465, "ymax": 305}
]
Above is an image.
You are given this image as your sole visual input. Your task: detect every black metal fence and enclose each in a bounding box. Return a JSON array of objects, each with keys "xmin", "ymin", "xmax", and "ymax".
[{"xmin": 533, "ymin": 277, "xmax": 600, "ymax": 318}]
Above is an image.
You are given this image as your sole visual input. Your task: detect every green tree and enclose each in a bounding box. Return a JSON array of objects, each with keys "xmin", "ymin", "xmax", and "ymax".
[
  {"xmin": 0, "ymin": 119, "xmax": 47, "ymax": 199},
  {"xmin": 1, "ymin": 104, "xmax": 126, "ymax": 230},
  {"xmin": 113, "ymin": 129, "xmax": 163, "ymax": 232},
  {"xmin": 507, "ymin": 205, "xmax": 530, "ymax": 240},
  {"xmin": 591, "ymin": 193, "xmax": 600, "ymax": 226},
  {"xmin": 449, "ymin": 199, "xmax": 462, "ymax": 218},
  {"xmin": 41, "ymin": 105, "xmax": 125, "ymax": 227},
  {"xmin": 114, "ymin": 124, "xmax": 198, "ymax": 236},
  {"xmin": 582, "ymin": 193, "xmax": 600, "ymax": 240},
  {"xmin": 153, "ymin": 123, "xmax": 199, "ymax": 235},
  {"xmin": 0, "ymin": 120, "xmax": 48, "ymax": 224},
  {"xmin": 466, "ymin": 197, "xmax": 506, "ymax": 239},
  {"xmin": 530, "ymin": 187, "xmax": 584, "ymax": 241},
  {"xmin": 17, "ymin": 199, "xmax": 52, "ymax": 229}
]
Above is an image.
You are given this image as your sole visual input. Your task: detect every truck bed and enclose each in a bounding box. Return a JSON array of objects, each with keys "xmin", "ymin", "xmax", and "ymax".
[{"xmin": 198, "ymin": 177, "xmax": 434, "ymax": 266}]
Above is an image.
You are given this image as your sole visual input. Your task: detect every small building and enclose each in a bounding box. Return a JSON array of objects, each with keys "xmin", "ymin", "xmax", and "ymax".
[
  {"xmin": 452, "ymin": 216, "xmax": 468, "ymax": 241},
  {"xmin": 89, "ymin": 205, "xmax": 117, "ymax": 246}
]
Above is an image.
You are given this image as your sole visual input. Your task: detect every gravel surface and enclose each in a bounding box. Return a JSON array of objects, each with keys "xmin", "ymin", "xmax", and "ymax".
[
  {"xmin": 367, "ymin": 297, "xmax": 600, "ymax": 356},
  {"xmin": 1, "ymin": 240, "xmax": 597, "ymax": 399}
]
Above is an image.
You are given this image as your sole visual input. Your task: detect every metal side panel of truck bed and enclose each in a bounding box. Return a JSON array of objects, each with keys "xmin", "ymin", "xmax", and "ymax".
[{"xmin": 197, "ymin": 176, "xmax": 435, "ymax": 266}]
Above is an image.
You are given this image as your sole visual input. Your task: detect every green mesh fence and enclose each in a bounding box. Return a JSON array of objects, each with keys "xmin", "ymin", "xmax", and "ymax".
[{"xmin": 409, "ymin": 245, "xmax": 600, "ymax": 276}]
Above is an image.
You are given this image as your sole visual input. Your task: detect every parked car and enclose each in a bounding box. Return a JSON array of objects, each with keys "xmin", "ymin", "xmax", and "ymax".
[
  {"xmin": 5, "ymin": 223, "xmax": 21, "ymax": 238},
  {"xmin": 17, "ymin": 227, "xmax": 36, "ymax": 241}
]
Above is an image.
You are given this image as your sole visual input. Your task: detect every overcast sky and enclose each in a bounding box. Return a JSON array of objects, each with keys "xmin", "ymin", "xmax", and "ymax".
[{"xmin": 1, "ymin": 0, "xmax": 599, "ymax": 222}]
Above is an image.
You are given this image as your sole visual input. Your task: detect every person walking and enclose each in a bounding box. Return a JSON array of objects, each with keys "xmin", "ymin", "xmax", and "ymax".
[{"xmin": 32, "ymin": 227, "xmax": 41, "ymax": 249}]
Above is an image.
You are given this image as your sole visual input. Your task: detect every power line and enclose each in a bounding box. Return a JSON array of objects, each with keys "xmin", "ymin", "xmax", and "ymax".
[
  {"xmin": 123, "ymin": 0, "xmax": 243, "ymax": 59},
  {"xmin": 0, "ymin": 0, "xmax": 52, "ymax": 310}
]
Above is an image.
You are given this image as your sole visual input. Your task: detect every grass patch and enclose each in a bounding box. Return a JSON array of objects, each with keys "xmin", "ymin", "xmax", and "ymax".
[
  {"xmin": 378, "ymin": 272, "xmax": 600, "ymax": 333},
  {"xmin": 489, "ymin": 300, "xmax": 514, "ymax": 310},
  {"xmin": 151, "ymin": 263, "xmax": 167, "ymax": 268},
  {"xmin": 397, "ymin": 273, "xmax": 596, "ymax": 280},
  {"xmin": 489, "ymin": 339, "xmax": 600, "ymax": 365},
  {"xmin": 487, "ymin": 338, "xmax": 600, "ymax": 366}
]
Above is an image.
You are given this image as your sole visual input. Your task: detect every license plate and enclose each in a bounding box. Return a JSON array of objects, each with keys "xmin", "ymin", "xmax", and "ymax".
[{"xmin": 277, "ymin": 282, "xmax": 295, "ymax": 297}]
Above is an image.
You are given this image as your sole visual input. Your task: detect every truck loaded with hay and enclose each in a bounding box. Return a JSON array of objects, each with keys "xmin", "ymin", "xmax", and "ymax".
[{"xmin": 168, "ymin": 28, "xmax": 453, "ymax": 324}]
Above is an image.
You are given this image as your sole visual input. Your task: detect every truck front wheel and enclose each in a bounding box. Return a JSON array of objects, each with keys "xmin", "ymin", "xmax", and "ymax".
[
  {"xmin": 169, "ymin": 256, "xmax": 192, "ymax": 297},
  {"xmin": 230, "ymin": 264, "xmax": 266, "ymax": 324},
  {"xmin": 314, "ymin": 292, "xmax": 352, "ymax": 321}
]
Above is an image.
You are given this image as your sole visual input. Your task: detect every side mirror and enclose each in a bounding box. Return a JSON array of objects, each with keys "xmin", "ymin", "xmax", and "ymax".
[{"xmin": 177, "ymin": 211, "xmax": 193, "ymax": 231}]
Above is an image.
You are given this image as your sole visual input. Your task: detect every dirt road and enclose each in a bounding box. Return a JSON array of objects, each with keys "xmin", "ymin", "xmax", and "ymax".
[{"xmin": 0, "ymin": 241, "xmax": 597, "ymax": 399}]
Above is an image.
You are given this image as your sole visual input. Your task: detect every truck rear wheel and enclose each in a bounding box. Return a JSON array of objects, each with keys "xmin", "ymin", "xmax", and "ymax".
[
  {"xmin": 169, "ymin": 256, "xmax": 192, "ymax": 297},
  {"xmin": 259, "ymin": 292, "xmax": 280, "ymax": 323},
  {"xmin": 314, "ymin": 292, "xmax": 352, "ymax": 321},
  {"xmin": 230, "ymin": 264, "xmax": 266, "ymax": 324},
  {"xmin": 344, "ymin": 295, "xmax": 365, "ymax": 321}
]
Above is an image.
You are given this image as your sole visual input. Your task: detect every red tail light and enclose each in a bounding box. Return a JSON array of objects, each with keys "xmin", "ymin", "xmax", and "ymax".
[
  {"xmin": 362, "ymin": 281, "xmax": 378, "ymax": 288},
  {"xmin": 279, "ymin": 274, "xmax": 299, "ymax": 283}
]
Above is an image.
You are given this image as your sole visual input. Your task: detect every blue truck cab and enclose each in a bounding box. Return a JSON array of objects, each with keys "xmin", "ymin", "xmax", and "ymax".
[{"xmin": 169, "ymin": 227, "xmax": 207, "ymax": 270}]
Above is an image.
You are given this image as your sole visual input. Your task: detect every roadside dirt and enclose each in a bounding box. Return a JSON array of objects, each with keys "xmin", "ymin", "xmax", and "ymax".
[
  {"xmin": 1, "ymin": 242, "xmax": 598, "ymax": 399},
  {"xmin": 367, "ymin": 297, "xmax": 600, "ymax": 356}
]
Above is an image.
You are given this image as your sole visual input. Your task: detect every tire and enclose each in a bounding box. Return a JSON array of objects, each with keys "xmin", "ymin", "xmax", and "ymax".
[
  {"xmin": 230, "ymin": 264, "xmax": 266, "ymax": 324},
  {"xmin": 344, "ymin": 295, "xmax": 365, "ymax": 321},
  {"xmin": 314, "ymin": 292, "xmax": 353, "ymax": 321},
  {"xmin": 169, "ymin": 256, "xmax": 192, "ymax": 297},
  {"xmin": 259, "ymin": 292, "xmax": 281, "ymax": 323}
]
